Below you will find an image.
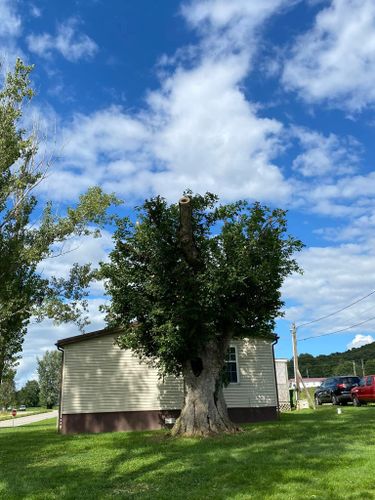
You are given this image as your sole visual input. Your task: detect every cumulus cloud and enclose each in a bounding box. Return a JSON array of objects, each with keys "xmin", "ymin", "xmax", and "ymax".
[
  {"xmin": 0, "ymin": 0, "xmax": 23, "ymax": 66},
  {"xmin": 27, "ymin": 18, "xmax": 98, "ymax": 62},
  {"xmin": 283, "ymin": 0, "xmax": 375, "ymax": 111},
  {"xmin": 182, "ymin": 0, "xmax": 295, "ymax": 56},
  {"xmin": 291, "ymin": 127, "xmax": 361, "ymax": 178},
  {"xmin": 16, "ymin": 299, "xmax": 107, "ymax": 388},
  {"xmin": 0, "ymin": 0, "xmax": 21, "ymax": 37},
  {"xmin": 282, "ymin": 240, "xmax": 375, "ymax": 340},
  {"xmin": 347, "ymin": 334, "xmax": 375, "ymax": 350},
  {"xmin": 35, "ymin": 2, "xmax": 295, "ymax": 204}
]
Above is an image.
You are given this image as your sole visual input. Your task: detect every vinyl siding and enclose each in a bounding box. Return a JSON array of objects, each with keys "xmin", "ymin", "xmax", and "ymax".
[
  {"xmin": 61, "ymin": 333, "xmax": 277, "ymax": 415},
  {"xmin": 223, "ymin": 339, "xmax": 277, "ymax": 408},
  {"xmin": 275, "ymin": 359, "xmax": 289, "ymax": 405}
]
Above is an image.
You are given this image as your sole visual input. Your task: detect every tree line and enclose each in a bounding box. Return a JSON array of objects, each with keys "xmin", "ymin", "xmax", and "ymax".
[
  {"xmin": 0, "ymin": 350, "xmax": 61, "ymax": 410},
  {"xmin": 288, "ymin": 341, "xmax": 375, "ymax": 379}
]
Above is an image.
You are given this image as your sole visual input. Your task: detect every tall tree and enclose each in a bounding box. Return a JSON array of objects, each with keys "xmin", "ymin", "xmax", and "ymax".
[
  {"xmin": 101, "ymin": 193, "xmax": 303, "ymax": 436},
  {"xmin": 0, "ymin": 370, "xmax": 16, "ymax": 409},
  {"xmin": 37, "ymin": 350, "xmax": 61, "ymax": 409},
  {"xmin": 0, "ymin": 59, "xmax": 117, "ymax": 384},
  {"xmin": 17, "ymin": 379, "xmax": 40, "ymax": 407}
]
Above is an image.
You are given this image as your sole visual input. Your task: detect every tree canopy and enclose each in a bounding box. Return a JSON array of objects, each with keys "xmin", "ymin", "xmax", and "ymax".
[
  {"xmin": 0, "ymin": 59, "xmax": 117, "ymax": 384},
  {"xmin": 101, "ymin": 192, "xmax": 303, "ymax": 435},
  {"xmin": 37, "ymin": 350, "xmax": 61, "ymax": 409}
]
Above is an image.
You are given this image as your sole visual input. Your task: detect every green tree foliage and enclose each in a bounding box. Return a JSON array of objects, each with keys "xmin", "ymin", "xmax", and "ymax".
[
  {"xmin": 37, "ymin": 350, "xmax": 61, "ymax": 409},
  {"xmin": 17, "ymin": 379, "xmax": 40, "ymax": 407},
  {"xmin": 365, "ymin": 360, "xmax": 375, "ymax": 374},
  {"xmin": 0, "ymin": 59, "xmax": 117, "ymax": 385},
  {"xmin": 289, "ymin": 341, "xmax": 375, "ymax": 378},
  {"xmin": 101, "ymin": 193, "xmax": 303, "ymax": 435},
  {"xmin": 0, "ymin": 370, "xmax": 16, "ymax": 409}
]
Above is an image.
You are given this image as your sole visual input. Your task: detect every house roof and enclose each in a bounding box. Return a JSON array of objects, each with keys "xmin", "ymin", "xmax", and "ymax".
[
  {"xmin": 56, "ymin": 326, "xmax": 278, "ymax": 348},
  {"xmin": 56, "ymin": 327, "xmax": 122, "ymax": 348}
]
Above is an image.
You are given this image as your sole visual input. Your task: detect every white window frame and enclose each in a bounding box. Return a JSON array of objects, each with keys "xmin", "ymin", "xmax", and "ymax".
[{"xmin": 226, "ymin": 345, "xmax": 240, "ymax": 384}]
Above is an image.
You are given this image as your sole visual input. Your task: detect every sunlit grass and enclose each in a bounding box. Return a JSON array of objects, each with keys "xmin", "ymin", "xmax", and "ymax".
[{"xmin": 1, "ymin": 407, "xmax": 374, "ymax": 499}]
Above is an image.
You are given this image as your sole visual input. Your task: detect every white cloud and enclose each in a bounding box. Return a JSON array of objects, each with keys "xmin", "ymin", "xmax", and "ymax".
[
  {"xmin": 16, "ymin": 298, "xmax": 107, "ymax": 388},
  {"xmin": 347, "ymin": 334, "xmax": 375, "ymax": 350},
  {"xmin": 282, "ymin": 240, "xmax": 375, "ymax": 341},
  {"xmin": 39, "ymin": 58, "xmax": 291, "ymax": 204},
  {"xmin": 182, "ymin": 0, "xmax": 296, "ymax": 56},
  {"xmin": 291, "ymin": 127, "xmax": 360, "ymax": 177},
  {"xmin": 30, "ymin": 4, "xmax": 42, "ymax": 18},
  {"xmin": 27, "ymin": 18, "xmax": 98, "ymax": 62},
  {"xmin": 11, "ymin": 1, "xmax": 298, "ymax": 205},
  {"xmin": 0, "ymin": 0, "xmax": 21, "ymax": 38},
  {"xmin": 0, "ymin": 0, "xmax": 23, "ymax": 66},
  {"xmin": 283, "ymin": 0, "xmax": 375, "ymax": 111}
]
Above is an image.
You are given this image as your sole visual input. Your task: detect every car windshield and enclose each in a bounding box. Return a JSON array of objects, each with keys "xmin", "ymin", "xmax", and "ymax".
[{"xmin": 340, "ymin": 377, "xmax": 359, "ymax": 384}]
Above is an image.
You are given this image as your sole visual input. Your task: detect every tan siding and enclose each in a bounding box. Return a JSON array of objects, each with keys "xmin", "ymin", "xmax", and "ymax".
[
  {"xmin": 62, "ymin": 333, "xmax": 184, "ymax": 414},
  {"xmin": 61, "ymin": 334, "xmax": 276, "ymax": 414},
  {"xmin": 224, "ymin": 339, "xmax": 277, "ymax": 408}
]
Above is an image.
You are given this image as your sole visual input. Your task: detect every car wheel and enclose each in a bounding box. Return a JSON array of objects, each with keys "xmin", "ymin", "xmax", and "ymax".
[
  {"xmin": 315, "ymin": 396, "xmax": 322, "ymax": 406},
  {"xmin": 353, "ymin": 396, "xmax": 361, "ymax": 407},
  {"xmin": 332, "ymin": 394, "xmax": 339, "ymax": 405}
]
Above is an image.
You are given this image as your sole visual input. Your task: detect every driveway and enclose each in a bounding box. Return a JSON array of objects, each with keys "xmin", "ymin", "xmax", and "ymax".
[{"xmin": 0, "ymin": 410, "xmax": 58, "ymax": 428}]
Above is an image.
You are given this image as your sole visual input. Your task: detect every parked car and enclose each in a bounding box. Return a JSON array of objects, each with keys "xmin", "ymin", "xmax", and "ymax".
[
  {"xmin": 19, "ymin": 405, "xmax": 27, "ymax": 411},
  {"xmin": 351, "ymin": 375, "xmax": 375, "ymax": 406},
  {"xmin": 314, "ymin": 376, "xmax": 361, "ymax": 406}
]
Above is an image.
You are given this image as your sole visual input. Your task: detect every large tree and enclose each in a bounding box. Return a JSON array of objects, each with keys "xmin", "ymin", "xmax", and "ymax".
[
  {"xmin": 0, "ymin": 59, "xmax": 116, "ymax": 384},
  {"xmin": 17, "ymin": 379, "xmax": 40, "ymax": 407},
  {"xmin": 37, "ymin": 350, "xmax": 61, "ymax": 409},
  {"xmin": 101, "ymin": 193, "xmax": 303, "ymax": 436}
]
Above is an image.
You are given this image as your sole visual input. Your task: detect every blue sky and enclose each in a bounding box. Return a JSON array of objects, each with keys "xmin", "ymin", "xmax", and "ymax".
[{"xmin": 2, "ymin": 0, "xmax": 375, "ymax": 386}]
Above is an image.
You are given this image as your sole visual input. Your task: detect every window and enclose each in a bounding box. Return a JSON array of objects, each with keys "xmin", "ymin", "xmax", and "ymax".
[
  {"xmin": 225, "ymin": 346, "xmax": 239, "ymax": 383},
  {"xmin": 366, "ymin": 376, "xmax": 372, "ymax": 386}
]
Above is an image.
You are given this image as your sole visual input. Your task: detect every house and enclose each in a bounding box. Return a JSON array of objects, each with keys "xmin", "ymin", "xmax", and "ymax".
[
  {"xmin": 56, "ymin": 327, "xmax": 283, "ymax": 434},
  {"xmin": 289, "ymin": 377, "xmax": 326, "ymax": 389}
]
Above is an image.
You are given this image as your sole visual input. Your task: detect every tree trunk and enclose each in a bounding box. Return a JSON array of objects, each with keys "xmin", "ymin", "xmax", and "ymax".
[{"xmin": 171, "ymin": 341, "xmax": 240, "ymax": 437}]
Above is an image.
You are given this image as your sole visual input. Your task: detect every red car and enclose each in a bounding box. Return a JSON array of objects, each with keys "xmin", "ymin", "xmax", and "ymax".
[{"xmin": 351, "ymin": 375, "xmax": 375, "ymax": 406}]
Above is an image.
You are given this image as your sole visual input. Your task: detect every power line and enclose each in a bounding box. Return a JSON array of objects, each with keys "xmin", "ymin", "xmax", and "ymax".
[
  {"xmin": 297, "ymin": 289, "xmax": 375, "ymax": 329},
  {"xmin": 299, "ymin": 314, "xmax": 375, "ymax": 341}
]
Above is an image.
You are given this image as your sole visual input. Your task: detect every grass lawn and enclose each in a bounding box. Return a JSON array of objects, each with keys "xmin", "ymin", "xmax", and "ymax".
[
  {"xmin": 1, "ymin": 407, "xmax": 375, "ymax": 499},
  {"xmin": 0, "ymin": 408, "xmax": 53, "ymax": 422}
]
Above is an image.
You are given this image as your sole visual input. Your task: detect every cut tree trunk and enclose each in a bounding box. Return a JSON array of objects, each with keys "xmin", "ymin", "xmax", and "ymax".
[{"xmin": 171, "ymin": 341, "xmax": 240, "ymax": 437}]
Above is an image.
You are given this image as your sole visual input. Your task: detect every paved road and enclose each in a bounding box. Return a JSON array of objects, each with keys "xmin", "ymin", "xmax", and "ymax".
[{"xmin": 0, "ymin": 410, "xmax": 58, "ymax": 428}]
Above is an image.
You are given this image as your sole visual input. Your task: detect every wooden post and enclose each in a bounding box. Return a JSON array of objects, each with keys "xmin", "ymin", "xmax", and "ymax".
[
  {"xmin": 291, "ymin": 322, "xmax": 300, "ymax": 407},
  {"xmin": 361, "ymin": 359, "xmax": 365, "ymax": 377}
]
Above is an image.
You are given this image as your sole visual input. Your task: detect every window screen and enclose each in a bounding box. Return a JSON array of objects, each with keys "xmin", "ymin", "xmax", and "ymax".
[{"xmin": 225, "ymin": 346, "xmax": 238, "ymax": 383}]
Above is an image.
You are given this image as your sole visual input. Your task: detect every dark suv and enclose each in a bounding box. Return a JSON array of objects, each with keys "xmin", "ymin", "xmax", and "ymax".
[{"xmin": 314, "ymin": 376, "xmax": 360, "ymax": 406}]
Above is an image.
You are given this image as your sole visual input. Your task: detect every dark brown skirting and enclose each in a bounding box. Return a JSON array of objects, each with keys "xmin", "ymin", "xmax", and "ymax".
[{"xmin": 60, "ymin": 406, "xmax": 277, "ymax": 434}]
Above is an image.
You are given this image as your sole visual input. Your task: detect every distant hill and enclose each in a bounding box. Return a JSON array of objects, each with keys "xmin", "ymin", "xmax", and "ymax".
[{"xmin": 287, "ymin": 341, "xmax": 375, "ymax": 379}]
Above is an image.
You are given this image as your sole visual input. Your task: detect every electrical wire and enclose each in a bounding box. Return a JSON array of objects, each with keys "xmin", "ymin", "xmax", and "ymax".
[
  {"xmin": 296, "ymin": 289, "xmax": 375, "ymax": 329},
  {"xmin": 299, "ymin": 314, "xmax": 375, "ymax": 341}
]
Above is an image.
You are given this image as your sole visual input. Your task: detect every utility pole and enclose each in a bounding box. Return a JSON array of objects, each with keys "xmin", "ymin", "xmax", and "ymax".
[
  {"xmin": 352, "ymin": 360, "xmax": 357, "ymax": 376},
  {"xmin": 291, "ymin": 322, "xmax": 300, "ymax": 406},
  {"xmin": 291, "ymin": 322, "xmax": 316, "ymax": 410},
  {"xmin": 361, "ymin": 359, "xmax": 365, "ymax": 377}
]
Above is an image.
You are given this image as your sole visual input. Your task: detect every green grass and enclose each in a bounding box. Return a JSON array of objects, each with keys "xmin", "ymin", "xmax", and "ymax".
[
  {"xmin": 0, "ymin": 408, "xmax": 53, "ymax": 421},
  {"xmin": 1, "ymin": 407, "xmax": 375, "ymax": 499}
]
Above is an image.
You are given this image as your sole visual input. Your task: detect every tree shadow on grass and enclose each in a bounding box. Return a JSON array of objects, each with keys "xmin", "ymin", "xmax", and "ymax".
[{"xmin": 1, "ymin": 408, "xmax": 375, "ymax": 499}]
